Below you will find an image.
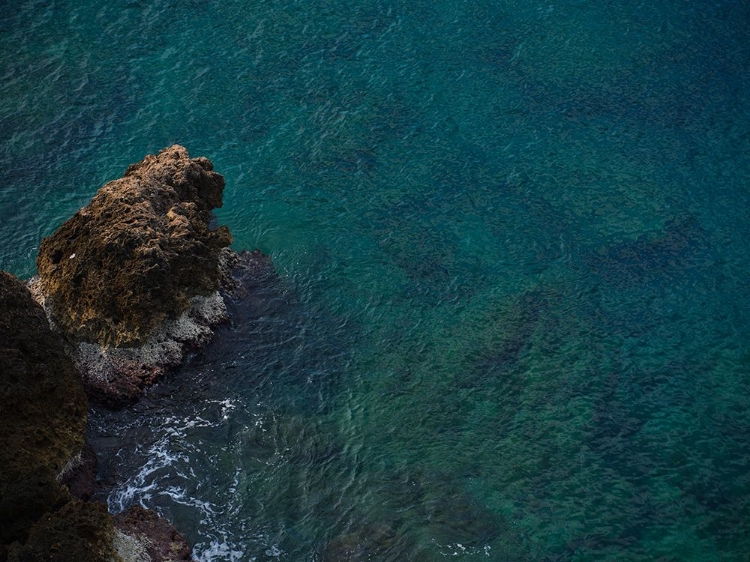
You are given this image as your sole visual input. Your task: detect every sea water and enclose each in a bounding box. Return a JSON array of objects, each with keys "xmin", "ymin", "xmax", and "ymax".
[{"xmin": 2, "ymin": 0, "xmax": 750, "ymax": 560}]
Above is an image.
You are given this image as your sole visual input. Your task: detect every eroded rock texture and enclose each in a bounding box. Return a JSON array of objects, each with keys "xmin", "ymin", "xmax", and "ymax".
[
  {"xmin": 0, "ymin": 271, "xmax": 88, "ymax": 546},
  {"xmin": 37, "ymin": 145, "xmax": 232, "ymax": 348},
  {"xmin": 0, "ymin": 272, "xmax": 118, "ymax": 561},
  {"xmin": 6, "ymin": 501, "xmax": 119, "ymax": 562},
  {"xmin": 114, "ymin": 507, "xmax": 192, "ymax": 562}
]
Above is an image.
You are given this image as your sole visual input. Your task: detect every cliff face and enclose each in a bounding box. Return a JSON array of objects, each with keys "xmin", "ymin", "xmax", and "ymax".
[
  {"xmin": 0, "ymin": 271, "xmax": 88, "ymax": 547},
  {"xmin": 0, "ymin": 271, "xmax": 118, "ymax": 560},
  {"xmin": 0, "ymin": 272, "xmax": 194, "ymax": 561},
  {"xmin": 37, "ymin": 145, "xmax": 232, "ymax": 348}
]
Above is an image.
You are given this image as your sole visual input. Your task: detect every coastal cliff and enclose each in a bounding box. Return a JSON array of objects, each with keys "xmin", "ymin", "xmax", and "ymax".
[
  {"xmin": 0, "ymin": 271, "xmax": 97, "ymax": 559},
  {"xmin": 0, "ymin": 271, "xmax": 194, "ymax": 561}
]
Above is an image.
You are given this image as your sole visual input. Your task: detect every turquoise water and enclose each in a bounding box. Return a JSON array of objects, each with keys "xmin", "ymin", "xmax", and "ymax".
[{"xmin": 3, "ymin": 0, "xmax": 750, "ymax": 559}]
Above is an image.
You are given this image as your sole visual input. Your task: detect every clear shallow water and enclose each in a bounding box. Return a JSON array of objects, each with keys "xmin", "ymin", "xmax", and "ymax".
[{"xmin": 2, "ymin": 0, "xmax": 750, "ymax": 560}]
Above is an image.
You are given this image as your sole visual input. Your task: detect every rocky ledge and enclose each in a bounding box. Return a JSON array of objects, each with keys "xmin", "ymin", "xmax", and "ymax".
[
  {"xmin": 0, "ymin": 272, "xmax": 192, "ymax": 561},
  {"xmin": 31, "ymin": 145, "xmax": 244, "ymax": 408}
]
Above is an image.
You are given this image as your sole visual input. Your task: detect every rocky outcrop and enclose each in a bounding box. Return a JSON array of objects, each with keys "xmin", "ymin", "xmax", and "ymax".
[
  {"xmin": 36, "ymin": 145, "xmax": 232, "ymax": 347},
  {"xmin": 33, "ymin": 145, "xmax": 234, "ymax": 408},
  {"xmin": 3, "ymin": 146, "xmax": 263, "ymax": 559},
  {"xmin": 0, "ymin": 271, "xmax": 115, "ymax": 560},
  {"xmin": 113, "ymin": 507, "xmax": 192, "ymax": 562},
  {"xmin": 0, "ymin": 271, "xmax": 88, "ymax": 546}
]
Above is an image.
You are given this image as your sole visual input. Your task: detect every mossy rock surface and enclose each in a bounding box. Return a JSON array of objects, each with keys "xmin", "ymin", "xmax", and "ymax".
[
  {"xmin": 0, "ymin": 271, "xmax": 87, "ymax": 545},
  {"xmin": 37, "ymin": 145, "xmax": 232, "ymax": 347},
  {"xmin": 6, "ymin": 501, "xmax": 119, "ymax": 562}
]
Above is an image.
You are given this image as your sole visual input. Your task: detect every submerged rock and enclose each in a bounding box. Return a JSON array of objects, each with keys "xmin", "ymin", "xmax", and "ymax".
[
  {"xmin": 322, "ymin": 522, "xmax": 399, "ymax": 562},
  {"xmin": 32, "ymin": 146, "xmax": 237, "ymax": 408},
  {"xmin": 584, "ymin": 214, "xmax": 705, "ymax": 285}
]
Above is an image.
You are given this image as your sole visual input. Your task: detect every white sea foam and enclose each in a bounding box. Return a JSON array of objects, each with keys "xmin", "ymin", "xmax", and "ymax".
[
  {"xmin": 106, "ymin": 400, "xmax": 252, "ymax": 561},
  {"xmin": 434, "ymin": 540, "xmax": 493, "ymax": 558},
  {"xmin": 108, "ymin": 412, "xmax": 205, "ymax": 512},
  {"xmin": 194, "ymin": 538, "xmax": 246, "ymax": 562}
]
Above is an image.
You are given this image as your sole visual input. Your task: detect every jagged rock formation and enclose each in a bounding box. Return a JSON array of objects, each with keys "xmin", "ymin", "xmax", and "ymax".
[
  {"xmin": 33, "ymin": 145, "xmax": 235, "ymax": 407},
  {"xmin": 37, "ymin": 145, "xmax": 231, "ymax": 347}
]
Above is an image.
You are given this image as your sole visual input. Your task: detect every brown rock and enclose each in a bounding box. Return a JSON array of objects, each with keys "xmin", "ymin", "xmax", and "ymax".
[
  {"xmin": 0, "ymin": 272, "xmax": 125, "ymax": 561},
  {"xmin": 0, "ymin": 271, "xmax": 88, "ymax": 545},
  {"xmin": 114, "ymin": 506, "xmax": 193, "ymax": 561},
  {"xmin": 7, "ymin": 501, "xmax": 119, "ymax": 562},
  {"xmin": 37, "ymin": 145, "xmax": 232, "ymax": 348}
]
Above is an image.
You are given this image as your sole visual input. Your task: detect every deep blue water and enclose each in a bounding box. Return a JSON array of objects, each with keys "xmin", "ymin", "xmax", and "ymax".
[{"xmin": 2, "ymin": 0, "xmax": 750, "ymax": 560}]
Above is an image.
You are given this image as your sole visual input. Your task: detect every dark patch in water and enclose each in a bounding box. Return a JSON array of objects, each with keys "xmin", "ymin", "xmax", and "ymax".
[
  {"xmin": 204, "ymin": 268, "xmax": 351, "ymax": 416},
  {"xmin": 463, "ymin": 290, "xmax": 546, "ymax": 393},
  {"xmin": 321, "ymin": 521, "xmax": 400, "ymax": 562},
  {"xmin": 319, "ymin": 469, "xmax": 501, "ymax": 560},
  {"xmin": 586, "ymin": 368, "xmax": 647, "ymax": 473},
  {"xmin": 421, "ymin": 477, "xmax": 500, "ymax": 548},
  {"xmin": 584, "ymin": 215, "xmax": 705, "ymax": 285},
  {"xmin": 573, "ymin": 352, "xmax": 750, "ymax": 558}
]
